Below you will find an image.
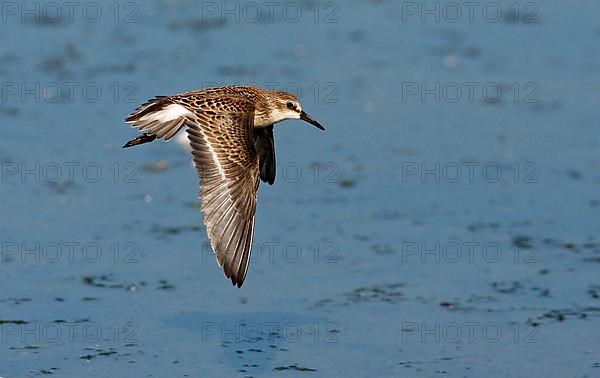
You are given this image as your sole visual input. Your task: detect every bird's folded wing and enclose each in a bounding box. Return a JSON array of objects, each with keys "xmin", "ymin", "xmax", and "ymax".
[{"xmin": 183, "ymin": 98, "xmax": 259, "ymax": 287}]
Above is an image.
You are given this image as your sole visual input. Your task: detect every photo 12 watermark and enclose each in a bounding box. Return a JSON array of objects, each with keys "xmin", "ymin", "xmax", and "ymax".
[
  {"xmin": 400, "ymin": 162, "xmax": 540, "ymax": 184},
  {"xmin": 401, "ymin": 82, "xmax": 540, "ymax": 104},
  {"xmin": 0, "ymin": 161, "xmax": 140, "ymax": 184},
  {"xmin": 0, "ymin": 320, "xmax": 139, "ymax": 345},
  {"xmin": 201, "ymin": 241, "xmax": 341, "ymax": 265},
  {"xmin": 1, "ymin": 2, "xmax": 140, "ymax": 24},
  {"xmin": 200, "ymin": 321, "xmax": 339, "ymax": 344},
  {"xmin": 1, "ymin": 241, "xmax": 140, "ymax": 264},
  {"xmin": 1, "ymin": 81, "xmax": 140, "ymax": 105},
  {"xmin": 401, "ymin": 321, "xmax": 539, "ymax": 344},
  {"xmin": 400, "ymin": 2, "xmax": 540, "ymax": 24},
  {"xmin": 199, "ymin": 2, "xmax": 339, "ymax": 24},
  {"xmin": 401, "ymin": 241, "xmax": 539, "ymax": 264}
]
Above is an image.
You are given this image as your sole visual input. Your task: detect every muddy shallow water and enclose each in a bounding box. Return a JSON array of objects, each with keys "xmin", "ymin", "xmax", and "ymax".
[{"xmin": 0, "ymin": 1, "xmax": 599, "ymax": 377}]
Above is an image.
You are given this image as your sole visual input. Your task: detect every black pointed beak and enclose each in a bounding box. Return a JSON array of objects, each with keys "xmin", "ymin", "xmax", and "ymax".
[{"xmin": 300, "ymin": 111, "xmax": 325, "ymax": 131}]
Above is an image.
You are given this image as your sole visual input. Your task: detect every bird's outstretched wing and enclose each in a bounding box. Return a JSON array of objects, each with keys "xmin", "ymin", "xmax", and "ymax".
[
  {"xmin": 182, "ymin": 96, "xmax": 260, "ymax": 287},
  {"xmin": 254, "ymin": 125, "xmax": 276, "ymax": 185}
]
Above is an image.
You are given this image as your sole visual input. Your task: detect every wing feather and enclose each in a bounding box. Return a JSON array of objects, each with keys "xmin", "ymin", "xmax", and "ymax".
[
  {"xmin": 125, "ymin": 98, "xmax": 191, "ymax": 142},
  {"xmin": 182, "ymin": 97, "xmax": 260, "ymax": 287}
]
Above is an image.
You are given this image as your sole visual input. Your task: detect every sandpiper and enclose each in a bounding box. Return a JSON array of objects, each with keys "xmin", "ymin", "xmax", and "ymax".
[{"xmin": 123, "ymin": 86, "xmax": 325, "ymax": 287}]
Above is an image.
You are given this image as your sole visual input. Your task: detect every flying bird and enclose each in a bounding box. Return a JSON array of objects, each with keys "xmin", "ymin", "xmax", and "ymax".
[{"xmin": 123, "ymin": 86, "xmax": 325, "ymax": 287}]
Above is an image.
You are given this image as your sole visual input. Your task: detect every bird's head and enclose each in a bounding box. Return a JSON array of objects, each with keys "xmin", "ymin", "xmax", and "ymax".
[{"xmin": 258, "ymin": 91, "xmax": 325, "ymax": 130}]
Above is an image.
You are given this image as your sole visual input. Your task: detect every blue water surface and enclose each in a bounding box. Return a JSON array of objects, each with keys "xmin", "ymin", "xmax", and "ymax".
[{"xmin": 0, "ymin": 1, "xmax": 599, "ymax": 376}]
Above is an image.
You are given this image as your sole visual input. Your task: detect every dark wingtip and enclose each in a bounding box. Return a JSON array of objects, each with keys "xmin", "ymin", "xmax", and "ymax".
[
  {"xmin": 122, "ymin": 133, "xmax": 157, "ymax": 148},
  {"xmin": 123, "ymin": 140, "xmax": 137, "ymax": 148},
  {"xmin": 231, "ymin": 276, "xmax": 244, "ymax": 288},
  {"xmin": 224, "ymin": 264, "xmax": 245, "ymax": 288}
]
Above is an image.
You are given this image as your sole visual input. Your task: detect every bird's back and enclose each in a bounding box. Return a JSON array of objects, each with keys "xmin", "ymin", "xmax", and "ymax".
[{"xmin": 172, "ymin": 85, "xmax": 266, "ymax": 105}]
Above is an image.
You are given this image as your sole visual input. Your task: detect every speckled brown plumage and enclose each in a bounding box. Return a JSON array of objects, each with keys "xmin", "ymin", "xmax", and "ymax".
[{"xmin": 123, "ymin": 86, "xmax": 324, "ymax": 287}]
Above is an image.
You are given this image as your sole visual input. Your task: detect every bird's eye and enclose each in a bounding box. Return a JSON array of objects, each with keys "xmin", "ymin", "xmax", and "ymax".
[{"xmin": 286, "ymin": 102, "xmax": 295, "ymax": 110}]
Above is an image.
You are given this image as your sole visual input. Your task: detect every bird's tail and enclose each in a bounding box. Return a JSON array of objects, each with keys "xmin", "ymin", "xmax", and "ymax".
[{"xmin": 123, "ymin": 96, "xmax": 192, "ymax": 148}]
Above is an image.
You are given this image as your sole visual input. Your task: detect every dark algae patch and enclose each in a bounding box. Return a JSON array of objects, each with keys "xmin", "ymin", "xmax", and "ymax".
[
  {"xmin": 80, "ymin": 348, "xmax": 120, "ymax": 361},
  {"xmin": 151, "ymin": 224, "xmax": 203, "ymax": 239},
  {"xmin": 81, "ymin": 275, "xmax": 173, "ymax": 292},
  {"xmin": 273, "ymin": 364, "xmax": 317, "ymax": 372},
  {"xmin": 344, "ymin": 283, "xmax": 405, "ymax": 304},
  {"xmin": 338, "ymin": 179, "xmax": 356, "ymax": 188},
  {"xmin": 512, "ymin": 235, "xmax": 535, "ymax": 249},
  {"xmin": 0, "ymin": 319, "xmax": 28, "ymax": 325},
  {"xmin": 527, "ymin": 307, "xmax": 600, "ymax": 326},
  {"xmin": 490, "ymin": 281, "xmax": 523, "ymax": 294},
  {"xmin": 157, "ymin": 279, "xmax": 176, "ymax": 291},
  {"xmin": 0, "ymin": 297, "xmax": 32, "ymax": 305}
]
